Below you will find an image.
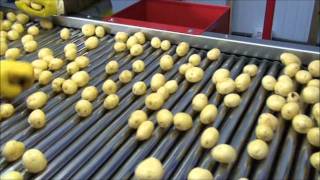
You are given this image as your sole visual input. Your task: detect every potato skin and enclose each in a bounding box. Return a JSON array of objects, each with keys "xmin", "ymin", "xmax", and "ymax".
[
  {"xmin": 81, "ymin": 86, "xmax": 98, "ymax": 101},
  {"xmin": 216, "ymin": 78, "xmax": 236, "ymax": 95},
  {"xmin": 132, "ymin": 81, "xmax": 147, "ymax": 96},
  {"xmin": 212, "ymin": 68, "xmax": 231, "ymax": 83},
  {"xmin": 160, "ymin": 54, "xmax": 174, "ymax": 71},
  {"xmin": 179, "ymin": 63, "xmax": 193, "ymax": 75},
  {"xmin": 211, "ymin": 144, "xmax": 236, "ymax": 164},
  {"xmin": 135, "ymin": 157, "xmax": 164, "ymax": 180},
  {"xmin": 281, "ymin": 102, "xmax": 300, "ymax": 120},
  {"xmin": 145, "ymin": 93, "xmax": 164, "ymax": 110},
  {"xmin": 307, "ymin": 128, "xmax": 320, "ymax": 147},
  {"xmin": 119, "ymin": 70, "xmax": 133, "ymax": 83},
  {"xmin": 292, "ymin": 114, "xmax": 314, "ymax": 134},
  {"xmin": 173, "ymin": 112, "xmax": 193, "ymax": 131},
  {"xmin": 132, "ymin": 60, "xmax": 145, "ymax": 73},
  {"xmin": 136, "ymin": 121, "xmax": 154, "ymax": 141},
  {"xmin": 75, "ymin": 100, "xmax": 93, "ymax": 117},
  {"xmin": 81, "ymin": 24, "xmax": 95, "ymax": 37},
  {"xmin": 0, "ymin": 171, "xmax": 23, "ymax": 180},
  {"xmin": 103, "ymin": 94, "xmax": 119, "ymax": 110},
  {"xmin": 185, "ymin": 67, "xmax": 204, "ymax": 83},
  {"xmin": 164, "ymin": 80, "xmax": 178, "ymax": 94},
  {"xmin": 102, "ymin": 79, "xmax": 117, "ymax": 95},
  {"xmin": 224, "ymin": 93, "xmax": 241, "ymax": 108},
  {"xmin": 151, "ymin": 73, "xmax": 166, "ymax": 91},
  {"xmin": 26, "ymin": 91, "xmax": 48, "ymax": 110},
  {"xmin": 51, "ymin": 78, "xmax": 65, "ymax": 92},
  {"xmin": 235, "ymin": 73, "xmax": 251, "ymax": 92},
  {"xmin": 188, "ymin": 167, "xmax": 214, "ymax": 180},
  {"xmin": 2, "ymin": 140, "xmax": 25, "ymax": 162},
  {"xmin": 266, "ymin": 94, "xmax": 286, "ymax": 112},
  {"xmin": 301, "ymin": 86, "xmax": 320, "ymax": 104},
  {"xmin": 28, "ymin": 109, "xmax": 46, "ymax": 128},
  {"xmin": 0, "ymin": 103, "xmax": 15, "ymax": 120},
  {"xmin": 156, "ymin": 109, "xmax": 173, "ymax": 128},
  {"xmin": 308, "ymin": 60, "xmax": 320, "ymax": 77},
  {"xmin": 310, "ymin": 152, "xmax": 320, "ymax": 170},
  {"xmin": 71, "ymin": 71, "xmax": 90, "ymax": 87},
  {"xmin": 258, "ymin": 113, "xmax": 278, "ymax": 131},
  {"xmin": 151, "ymin": 37, "xmax": 161, "ymax": 48},
  {"xmin": 192, "ymin": 93, "xmax": 208, "ymax": 111},
  {"xmin": 200, "ymin": 127, "xmax": 219, "ymax": 149},
  {"xmin": 200, "ymin": 104, "xmax": 218, "ymax": 125},
  {"xmin": 128, "ymin": 110, "xmax": 148, "ymax": 129},
  {"xmin": 312, "ymin": 103, "xmax": 320, "ymax": 125},
  {"xmin": 115, "ymin": 32, "xmax": 128, "ymax": 42},
  {"xmin": 176, "ymin": 42, "xmax": 189, "ymax": 57},
  {"xmin": 22, "ymin": 149, "xmax": 47, "ymax": 173},
  {"xmin": 243, "ymin": 64, "xmax": 258, "ymax": 77},
  {"xmin": 113, "ymin": 41, "xmax": 127, "ymax": 52},
  {"xmin": 207, "ymin": 48, "xmax": 221, "ymax": 61},
  {"xmin": 130, "ymin": 44, "xmax": 144, "ymax": 56},
  {"xmin": 188, "ymin": 54, "xmax": 201, "ymax": 66},
  {"xmin": 262, "ymin": 75, "xmax": 276, "ymax": 91},
  {"xmin": 60, "ymin": 28, "xmax": 70, "ymax": 40},
  {"xmin": 160, "ymin": 40, "xmax": 171, "ymax": 51},
  {"xmin": 62, "ymin": 79, "xmax": 78, "ymax": 95},
  {"xmin": 105, "ymin": 60, "xmax": 119, "ymax": 74},
  {"xmin": 255, "ymin": 124, "xmax": 273, "ymax": 142},
  {"xmin": 85, "ymin": 36, "xmax": 99, "ymax": 50},
  {"xmin": 280, "ymin": 53, "xmax": 301, "ymax": 66},
  {"xmin": 295, "ymin": 70, "xmax": 312, "ymax": 84},
  {"xmin": 247, "ymin": 139, "xmax": 269, "ymax": 160}
]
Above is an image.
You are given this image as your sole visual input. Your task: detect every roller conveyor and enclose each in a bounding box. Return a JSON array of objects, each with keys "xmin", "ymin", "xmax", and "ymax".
[{"xmin": 1, "ymin": 11, "xmax": 320, "ymax": 180}]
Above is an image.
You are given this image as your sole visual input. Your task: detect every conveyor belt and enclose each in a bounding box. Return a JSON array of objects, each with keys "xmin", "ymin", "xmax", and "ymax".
[{"xmin": 1, "ymin": 19, "xmax": 319, "ymax": 180}]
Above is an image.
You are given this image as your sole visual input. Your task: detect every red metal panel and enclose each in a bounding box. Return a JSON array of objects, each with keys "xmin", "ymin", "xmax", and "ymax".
[{"xmin": 262, "ymin": 0, "xmax": 276, "ymax": 39}]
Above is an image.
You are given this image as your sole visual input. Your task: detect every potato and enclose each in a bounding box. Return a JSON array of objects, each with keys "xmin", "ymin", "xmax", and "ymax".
[
  {"xmin": 0, "ymin": 171, "xmax": 23, "ymax": 180},
  {"xmin": 0, "ymin": 103, "xmax": 15, "ymax": 120},
  {"xmin": 0, "ymin": 42, "xmax": 8, "ymax": 55},
  {"xmin": 130, "ymin": 44, "xmax": 144, "ymax": 56},
  {"xmin": 1, "ymin": 20, "xmax": 12, "ymax": 31},
  {"xmin": 22, "ymin": 149, "xmax": 47, "ymax": 173},
  {"xmin": 1, "ymin": 140, "xmax": 25, "ymax": 162},
  {"xmin": 312, "ymin": 103, "xmax": 320, "ymax": 125},
  {"xmin": 224, "ymin": 93, "xmax": 241, "ymax": 108},
  {"xmin": 60, "ymin": 28, "xmax": 70, "ymax": 40},
  {"xmin": 26, "ymin": 91, "xmax": 48, "ymax": 109},
  {"xmin": 207, "ymin": 48, "xmax": 221, "ymax": 61},
  {"xmin": 24, "ymin": 40, "xmax": 38, "ymax": 52},
  {"xmin": 151, "ymin": 37, "xmax": 161, "ymax": 49},
  {"xmin": 255, "ymin": 124, "xmax": 273, "ymax": 141},
  {"xmin": 71, "ymin": 71, "xmax": 90, "ymax": 87},
  {"xmin": 27, "ymin": 26, "xmax": 40, "ymax": 36},
  {"xmin": 258, "ymin": 113, "xmax": 278, "ymax": 131},
  {"xmin": 7, "ymin": 30, "xmax": 20, "ymax": 41},
  {"xmin": 160, "ymin": 40, "xmax": 171, "ymax": 51},
  {"xmin": 28, "ymin": 109, "xmax": 46, "ymax": 128},
  {"xmin": 5, "ymin": 48, "xmax": 21, "ymax": 59},
  {"xmin": 151, "ymin": 73, "xmax": 166, "ymax": 91},
  {"xmin": 114, "ymin": 32, "xmax": 128, "ymax": 42},
  {"xmin": 310, "ymin": 152, "xmax": 320, "ymax": 170},
  {"xmin": 134, "ymin": 32, "xmax": 146, "ymax": 44},
  {"xmin": 307, "ymin": 128, "xmax": 320, "ymax": 147},
  {"xmin": 30, "ymin": 2, "xmax": 43, "ymax": 10},
  {"xmin": 266, "ymin": 94, "xmax": 286, "ymax": 112},
  {"xmin": 43, "ymin": 55, "xmax": 54, "ymax": 63},
  {"xmin": 188, "ymin": 167, "xmax": 214, "ymax": 180},
  {"xmin": 127, "ymin": 36, "xmax": 139, "ymax": 49},
  {"xmin": 295, "ymin": 70, "xmax": 312, "ymax": 84},
  {"xmin": 187, "ymin": 54, "xmax": 201, "ymax": 66},
  {"xmin": 157, "ymin": 87, "xmax": 169, "ymax": 100},
  {"xmin": 200, "ymin": 127, "xmax": 219, "ymax": 149},
  {"xmin": 286, "ymin": 92, "xmax": 300, "ymax": 103},
  {"xmin": 156, "ymin": 109, "xmax": 173, "ymax": 128},
  {"xmin": 21, "ymin": 34, "xmax": 34, "ymax": 44},
  {"xmin": 95, "ymin": 26, "xmax": 105, "ymax": 38},
  {"xmin": 235, "ymin": 73, "xmax": 251, "ymax": 92},
  {"xmin": 192, "ymin": 93, "xmax": 208, "ymax": 111},
  {"xmin": 307, "ymin": 79, "xmax": 320, "ymax": 88},
  {"xmin": 75, "ymin": 99, "xmax": 93, "ymax": 117},
  {"xmin": 243, "ymin": 64, "xmax": 258, "ymax": 77},
  {"xmin": 62, "ymin": 79, "xmax": 78, "ymax": 95},
  {"xmin": 274, "ymin": 80, "xmax": 294, "ymax": 97},
  {"xmin": 211, "ymin": 144, "xmax": 236, "ymax": 164},
  {"xmin": 48, "ymin": 58, "xmax": 64, "ymax": 71},
  {"xmin": 38, "ymin": 48, "xmax": 53, "ymax": 59},
  {"xmin": 103, "ymin": 94, "xmax": 119, "ymax": 110},
  {"xmin": 128, "ymin": 110, "xmax": 148, "ymax": 129},
  {"xmin": 65, "ymin": 48, "xmax": 77, "ymax": 61},
  {"xmin": 278, "ymin": 75, "xmax": 292, "ymax": 82},
  {"xmin": 16, "ymin": 13, "xmax": 29, "ymax": 24},
  {"xmin": 173, "ymin": 112, "xmax": 193, "ymax": 131},
  {"xmin": 135, "ymin": 157, "xmax": 164, "ymax": 180},
  {"xmin": 280, "ymin": 53, "xmax": 301, "ymax": 65},
  {"xmin": 292, "ymin": 114, "xmax": 314, "ymax": 134},
  {"xmin": 85, "ymin": 36, "xmax": 99, "ymax": 50},
  {"xmin": 51, "ymin": 78, "xmax": 65, "ymax": 92},
  {"xmin": 102, "ymin": 79, "xmax": 117, "ymax": 95},
  {"xmin": 136, "ymin": 121, "xmax": 154, "ymax": 141},
  {"xmin": 32, "ymin": 59, "xmax": 48, "ymax": 70},
  {"xmin": 283, "ymin": 63, "xmax": 300, "ymax": 77},
  {"xmin": 0, "ymin": 30, "xmax": 7, "ymax": 38},
  {"xmin": 164, "ymin": 80, "xmax": 178, "ymax": 94},
  {"xmin": 132, "ymin": 81, "xmax": 147, "ymax": 96},
  {"xmin": 281, "ymin": 102, "xmax": 300, "ymax": 120},
  {"xmin": 113, "ymin": 42, "xmax": 126, "ymax": 52},
  {"xmin": 160, "ymin": 54, "xmax": 174, "ymax": 71},
  {"xmin": 176, "ymin": 42, "xmax": 190, "ymax": 57},
  {"xmin": 75, "ymin": 56, "xmax": 89, "ymax": 69},
  {"xmin": 66, "ymin": 62, "xmax": 80, "ymax": 75},
  {"xmin": 6, "ymin": 12, "xmax": 16, "ymax": 21},
  {"xmin": 11, "ymin": 23, "xmax": 24, "ymax": 33},
  {"xmin": 179, "ymin": 63, "xmax": 193, "ymax": 75},
  {"xmin": 64, "ymin": 43, "xmax": 77, "ymax": 52},
  {"xmin": 38, "ymin": 70, "xmax": 53, "ymax": 85},
  {"xmin": 185, "ymin": 67, "xmax": 204, "ymax": 83},
  {"xmin": 212, "ymin": 68, "xmax": 230, "ymax": 84},
  {"xmin": 145, "ymin": 93, "xmax": 164, "ymax": 110},
  {"xmin": 81, "ymin": 24, "xmax": 95, "ymax": 37},
  {"xmin": 33, "ymin": 68, "xmax": 43, "ymax": 80},
  {"xmin": 216, "ymin": 78, "xmax": 236, "ymax": 95},
  {"xmin": 301, "ymin": 86, "xmax": 319, "ymax": 104},
  {"xmin": 132, "ymin": 60, "xmax": 145, "ymax": 73},
  {"xmin": 200, "ymin": 104, "xmax": 218, "ymax": 125},
  {"xmin": 247, "ymin": 139, "xmax": 269, "ymax": 160},
  {"xmin": 81, "ymin": 86, "xmax": 98, "ymax": 102},
  {"xmin": 39, "ymin": 19, "xmax": 53, "ymax": 30},
  {"xmin": 308, "ymin": 60, "xmax": 320, "ymax": 77},
  {"xmin": 105, "ymin": 60, "xmax": 119, "ymax": 74},
  {"xmin": 119, "ymin": 70, "xmax": 133, "ymax": 83}
]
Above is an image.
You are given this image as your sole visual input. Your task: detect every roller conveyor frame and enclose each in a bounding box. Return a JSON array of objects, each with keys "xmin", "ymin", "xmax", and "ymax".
[{"xmin": 1, "ymin": 7, "xmax": 320, "ymax": 180}]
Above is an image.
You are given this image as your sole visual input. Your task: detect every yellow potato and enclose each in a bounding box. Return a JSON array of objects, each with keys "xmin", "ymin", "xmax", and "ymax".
[
  {"xmin": 24, "ymin": 40, "xmax": 38, "ymax": 52},
  {"xmin": 0, "ymin": 42, "xmax": 8, "ymax": 55},
  {"xmin": 95, "ymin": 26, "xmax": 106, "ymax": 38},
  {"xmin": 26, "ymin": 91, "xmax": 48, "ymax": 109},
  {"xmin": 0, "ymin": 30, "xmax": 7, "ymax": 39},
  {"xmin": 278, "ymin": 75, "xmax": 292, "ymax": 82},
  {"xmin": 307, "ymin": 128, "xmax": 320, "ymax": 147},
  {"xmin": 81, "ymin": 24, "xmax": 95, "ymax": 37},
  {"xmin": 176, "ymin": 42, "xmax": 190, "ymax": 57},
  {"xmin": 258, "ymin": 113, "xmax": 278, "ymax": 131},
  {"xmin": 75, "ymin": 56, "xmax": 90, "ymax": 69},
  {"xmin": 67, "ymin": 62, "xmax": 80, "ymax": 75},
  {"xmin": 247, "ymin": 139, "xmax": 269, "ymax": 160},
  {"xmin": 266, "ymin": 94, "xmax": 286, "ymax": 112},
  {"xmin": 164, "ymin": 80, "xmax": 178, "ymax": 94},
  {"xmin": 113, "ymin": 41, "xmax": 126, "ymax": 52},
  {"xmin": 0, "ymin": 171, "xmax": 23, "ymax": 180},
  {"xmin": 224, "ymin": 93, "xmax": 241, "ymax": 108},
  {"xmin": 7, "ymin": 30, "xmax": 20, "ymax": 41},
  {"xmin": 75, "ymin": 99, "xmax": 93, "ymax": 117},
  {"xmin": 48, "ymin": 58, "xmax": 64, "ymax": 71},
  {"xmin": 179, "ymin": 63, "xmax": 194, "ymax": 75},
  {"xmin": 127, "ymin": 36, "xmax": 139, "ymax": 49},
  {"xmin": 102, "ymin": 79, "xmax": 117, "ymax": 95},
  {"xmin": 188, "ymin": 168, "xmax": 214, "ymax": 180},
  {"xmin": 64, "ymin": 43, "xmax": 77, "ymax": 52},
  {"xmin": 103, "ymin": 94, "xmax": 119, "ymax": 110},
  {"xmin": 39, "ymin": 19, "xmax": 53, "ymax": 30},
  {"xmin": 192, "ymin": 93, "xmax": 208, "ymax": 111},
  {"xmin": 136, "ymin": 121, "xmax": 154, "ymax": 141},
  {"xmin": 307, "ymin": 79, "xmax": 320, "ymax": 88},
  {"xmin": 128, "ymin": 110, "xmax": 148, "ymax": 129},
  {"xmin": 85, "ymin": 36, "xmax": 99, "ymax": 50},
  {"xmin": 274, "ymin": 80, "xmax": 294, "ymax": 97},
  {"xmin": 280, "ymin": 53, "xmax": 301, "ymax": 66},
  {"xmin": 114, "ymin": 32, "xmax": 128, "ymax": 42},
  {"xmin": 312, "ymin": 103, "xmax": 320, "ymax": 125},
  {"xmin": 156, "ymin": 109, "xmax": 173, "ymax": 128},
  {"xmin": 130, "ymin": 44, "xmax": 144, "ymax": 56},
  {"xmin": 32, "ymin": 59, "xmax": 48, "ymax": 70},
  {"xmin": 27, "ymin": 26, "xmax": 40, "ymax": 36},
  {"xmin": 200, "ymin": 127, "xmax": 219, "ymax": 149},
  {"xmin": 11, "ymin": 23, "xmax": 24, "ymax": 33},
  {"xmin": 301, "ymin": 86, "xmax": 320, "ymax": 104},
  {"xmin": 255, "ymin": 124, "xmax": 273, "ymax": 141},
  {"xmin": 235, "ymin": 73, "xmax": 251, "ymax": 92},
  {"xmin": 132, "ymin": 81, "xmax": 147, "ymax": 96},
  {"xmin": 1, "ymin": 20, "xmax": 12, "ymax": 31},
  {"xmin": 188, "ymin": 54, "xmax": 201, "ymax": 66},
  {"xmin": 243, "ymin": 64, "xmax": 258, "ymax": 77},
  {"xmin": 133, "ymin": 32, "xmax": 146, "ymax": 44},
  {"xmin": 51, "ymin": 77, "xmax": 65, "ymax": 92},
  {"xmin": 62, "ymin": 79, "xmax": 78, "ymax": 95},
  {"xmin": 16, "ymin": 13, "xmax": 29, "ymax": 24},
  {"xmin": 200, "ymin": 104, "xmax": 218, "ymax": 125},
  {"xmin": 105, "ymin": 60, "xmax": 119, "ymax": 75},
  {"xmin": 1, "ymin": 140, "xmax": 25, "ymax": 162},
  {"xmin": 145, "ymin": 93, "xmax": 164, "ymax": 110},
  {"xmin": 135, "ymin": 157, "xmax": 164, "ymax": 180},
  {"xmin": 65, "ymin": 48, "xmax": 77, "ymax": 61},
  {"xmin": 71, "ymin": 71, "xmax": 90, "ymax": 87},
  {"xmin": 5, "ymin": 48, "xmax": 21, "ymax": 59},
  {"xmin": 81, "ymin": 86, "xmax": 98, "ymax": 102},
  {"xmin": 292, "ymin": 114, "xmax": 314, "ymax": 134},
  {"xmin": 38, "ymin": 70, "xmax": 53, "ymax": 85},
  {"xmin": 38, "ymin": 48, "xmax": 53, "ymax": 59},
  {"xmin": 60, "ymin": 28, "xmax": 70, "ymax": 40},
  {"xmin": 160, "ymin": 40, "xmax": 171, "ymax": 51},
  {"xmin": 28, "ymin": 109, "xmax": 46, "ymax": 129},
  {"xmin": 286, "ymin": 92, "xmax": 300, "ymax": 103},
  {"xmin": 160, "ymin": 54, "xmax": 174, "ymax": 71},
  {"xmin": 157, "ymin": 87, "xmax": 169, "ymax": 100},
  {"xmin": 295, "ymin": 70, "xmax": 312, "ymax": 84},
  {"xmin": 207, "ymin": 48, "xmax": 221, "ymax": 61},
  {"xmin": 308, "ymin": 60, "xmax": 320, "ymax": 77},
  {"xmin": 216, "ymin": 78, "xmax": 236, "ymax": 95},
  {"xmin": 33, "ymin": 68, "xmax": 43, "ymax": 80},
  {"xmin": 22, "ymin": 149, "xmax": 47, "ymax": 173},
  {"xmin": 310, "ymin": 152, "xmax": 320, "ymax": 170},
  {"xmin": 211, "ymin": 144, "xmax": 236, "ymax": 164},
  {"xmin": 281, "ymin": 102, "xmax": 300, "ymax": 120},
  {"xmin": 119, "ymin": 70, "xmax": 133, "ymax": 84},
  {"xmin": 0, "ymin": 103, "xmax": 15, "ymax": 120},
  {"xmin": 21, "ymin": 34, "xmax": 34, "ymax": 44},
  {"xmin": 283, "ymin": 63, "xmax": 300, "ymax": 77},
  {"xmin": 185, "ymin": 67, "xmax": 204, "ymax": 83},
  {"xmin": 6, "ymin": 12, "xmax": 16, "ymax": 22},
  {"xmin": 151, "ymin": 73, "xmax": 166, "ymax": 91},
  {"xmin": 212, "ymin": 68, "xmax": 230, "ymax": 84},
  {"xmin": 151, "ymin": 37, "xmax": 161, "ymax": 49},
  {"xmin": 173, "ymin": 112, "xmax": 193, "ymax": 131},
  {"xmin": 132, "ymin": 60, "xmax": 145, "ymax": 73}
]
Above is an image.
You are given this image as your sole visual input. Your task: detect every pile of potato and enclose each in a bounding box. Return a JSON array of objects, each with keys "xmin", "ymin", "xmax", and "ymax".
[
  {"xmin": 113, "ymin": 31, "xmax": 144, "ymax": 56},
  {"xmin": 80, "ymin": 24, "xmax": 106, "ymax": 50}
]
